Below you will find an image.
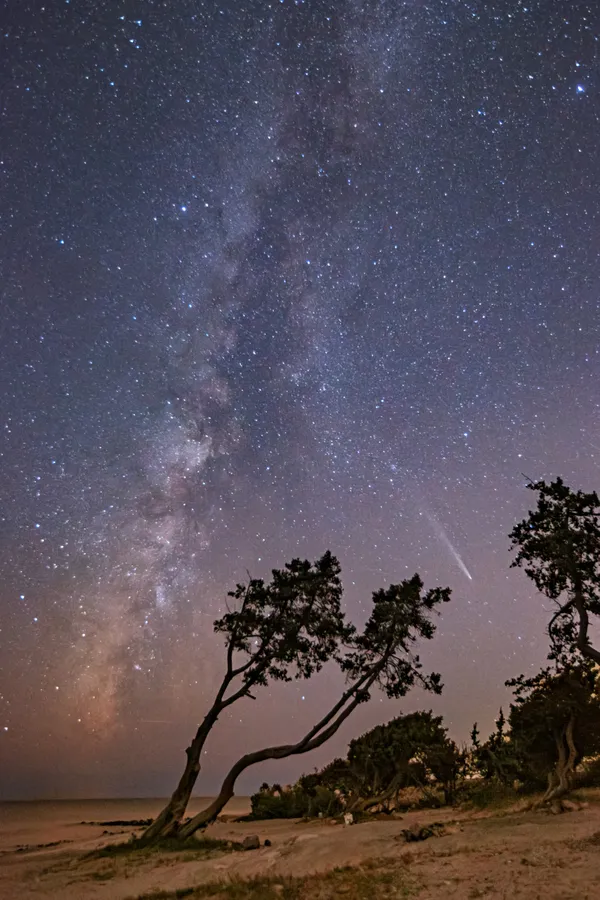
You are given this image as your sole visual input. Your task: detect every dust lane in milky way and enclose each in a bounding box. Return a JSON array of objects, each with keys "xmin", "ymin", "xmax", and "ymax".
[{"xmin": 2, "ymin": 0, "xmax": 599, "ymax": 799}]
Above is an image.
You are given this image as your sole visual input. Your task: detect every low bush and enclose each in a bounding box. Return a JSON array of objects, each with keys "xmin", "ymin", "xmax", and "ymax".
[
  {"xmin": 248, "ymin": 784, "xmax": 343, "ymax": 820},
  {"xmin": 461, "ymin": 779, "xmax": 519, "ymax": 809},
  {"xmin": 575, "ymin": 756, "xmax": 600, "ymax": 789}
]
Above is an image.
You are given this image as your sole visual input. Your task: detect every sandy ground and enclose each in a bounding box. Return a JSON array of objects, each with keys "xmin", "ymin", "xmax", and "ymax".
[{"xmin": 1, "ymin": 795, "xmax": 600, "ymax": 899}]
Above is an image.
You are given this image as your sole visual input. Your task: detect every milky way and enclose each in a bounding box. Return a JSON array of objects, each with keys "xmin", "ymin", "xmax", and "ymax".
[{"xmin": 2, "ymin": 0, "xmax": 600, "ymax": 799}]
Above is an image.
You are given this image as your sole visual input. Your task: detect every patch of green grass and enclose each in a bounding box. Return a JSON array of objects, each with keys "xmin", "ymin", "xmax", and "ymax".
[
  {"xmin": 88, "ymin": 835, "xmax": 240, "ymax": 861},
  {"xmin": 131, "ymin": 858, "xmax": 417, "ymax": 899}
]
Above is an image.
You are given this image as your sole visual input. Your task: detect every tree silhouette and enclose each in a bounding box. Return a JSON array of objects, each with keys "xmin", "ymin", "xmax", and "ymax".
[
  {"xmin": 346, "ymin": 710, "xmax": 462, "ymax": 810},
  {"xmin": 470, "ymin": 708, "xmax": 520, "ymax": 785},
  {"xmin": 143, "ymin": 551, "xmax": 351, "ymax": 841},
  {"xmin": 510, "ymin": 477, "xmax": 600, "ymax": 666},
  {"xmin": 508, "ymin": 664, "xmax": 600, "ymax": 807},
  {"xmin": 173, "ymin": 573, "xmax": 451, "ymax": 839}
]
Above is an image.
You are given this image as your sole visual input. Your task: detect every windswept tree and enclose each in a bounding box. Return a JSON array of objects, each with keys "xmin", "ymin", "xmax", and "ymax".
[
  {"xmin": 508, "ymin": 664, "xmax": 600, "ymax": 807},
  {"xmin": 510, "ymin": 477, "xmax": 600, "ymax": 666},
  {"xmin": 144, "ymin": 563, "xmax": 450, "ymax": 842},
  {"xmin": 143, "ymin": 552, "xmax": 350, "ymax": 841}
]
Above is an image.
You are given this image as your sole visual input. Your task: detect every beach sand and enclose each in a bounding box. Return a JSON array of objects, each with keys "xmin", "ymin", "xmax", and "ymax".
[
  {"xmin": 0, "ymin": 797, "xmax": 250, "ymax": 850},
  {"xmin": 2, "ymin": 794, "xmax": 600, "ymax": 898}
]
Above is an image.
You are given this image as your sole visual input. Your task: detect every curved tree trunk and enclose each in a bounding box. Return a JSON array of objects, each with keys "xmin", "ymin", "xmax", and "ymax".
[
  {"xmin": 179, "ymin": 677, "xmax": 374, "ymax": 838},
  {"xmin": 348, "ymin": 772, "xmax": 405, "ymax": 814},
  {"xmin": 573, "ymin": 584, "xmax": 600, "ymax": 665},
  {"xmin": 541, "ymin": 716, "xmax": 578, "ymax": 811},
  {"xmin": 142, "ymin": 633, "xmax": 242, "ymax": 842},
  {"xmin": 142, "ymin": 715, "xmax": 216, "ymax": 841}
]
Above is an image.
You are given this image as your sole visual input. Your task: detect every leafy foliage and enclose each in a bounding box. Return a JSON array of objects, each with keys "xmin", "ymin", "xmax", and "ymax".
[
  {"xmin": 341, "ymin": 575, "xmax": 450, "ymax": 699},
  {"xmin": 470, "ymin": 709, "xmax": 520, "ymax": 785},
  {"xmin": 469, "ymin": 663, "xmax": 600, "ymax": 802},
  {"xmin": 144, "ymin": 552, "xmax": 355, "ymax": 841},
  {"xmin": 248, "ymin": 783, "xmax": 343, "ymax": 820},
  {"xmin": 510, "ymin": 478, "xmax": 600, "ymax": 664},
  {"xmin": 148, "ymin": 555, "xmax": 452, "ymax": 840},
  {"xmin": 215, "ymin": 551, "xmax": 353, "ymax": 689},
  {"xmin": 251, "ymin": 710, "xmax": 463, "ymax": 820},
  {"xmin": 346, "ymin": 711, "xmax": 462, "ymax": 806},
  {"xmin": 508, "ymin": 664, "xmax": 600, "ymax": 789}
]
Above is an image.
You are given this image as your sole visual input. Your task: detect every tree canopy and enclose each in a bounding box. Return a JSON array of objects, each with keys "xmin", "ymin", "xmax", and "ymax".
[
  {"xmin": 346, "ymin": 710, "xmax": 462, "ymax": 808},
  {"xmin": 144, "ymin": 554, "xmax": 451, "ymax": 842},
  {"xmin": 508, "ymin": 663, "xmax": 600, "ymax": 803},
  {"xmin": 144, "ymin": 551, "xmax": 353, "ymax": 840},
  {"xmin": 510, "ymin": 477, "xmax": 600, "ymax": 666}
]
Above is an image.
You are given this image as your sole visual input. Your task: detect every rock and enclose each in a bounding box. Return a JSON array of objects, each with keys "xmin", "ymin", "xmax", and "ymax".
[
  {"xmin": 400, "ymin": 822, "xmax": 446, "ymax": 842},
  {"xmin": 343, "ymin": 813, "xmax": 354, "ymax": 826},
  {"xmin": 242, "ymin": 834, "xmax": 261, "ymax": 851},
  {"xmin": 561, "ymin": 800, "xmax": 579, "ymax": 812},
  {"xmin": 264, "ymin": 839, "xmax": 272, "ymax": 847}
]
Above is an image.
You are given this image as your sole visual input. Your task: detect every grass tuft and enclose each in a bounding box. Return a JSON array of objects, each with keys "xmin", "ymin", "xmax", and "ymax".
[
  {"xmin": 88, "ymin": 835, "xmax": 241, "ymax": 861},
  {"xmin": 131, "ymin": 857, "xmax": 416, "ymax": 899},
  {"xmin": 462, "ymin": 781, "xmax": 519, "ymax": 810}
]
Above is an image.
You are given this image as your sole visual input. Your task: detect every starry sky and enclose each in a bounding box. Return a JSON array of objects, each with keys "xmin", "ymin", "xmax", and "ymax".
[{"xmin": 2, "ymin": 0, "xmax": 600, "ymax": 801}]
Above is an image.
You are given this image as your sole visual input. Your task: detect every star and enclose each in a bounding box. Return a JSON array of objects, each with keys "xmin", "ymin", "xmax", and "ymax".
[{"xmin": 2, "ymin": 0, "xmax": 600, "ymax": 800}]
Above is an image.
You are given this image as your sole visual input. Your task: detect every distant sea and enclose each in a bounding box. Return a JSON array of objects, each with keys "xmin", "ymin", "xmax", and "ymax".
[
  {"xmin": 0, "ymin": 797, "xmax": 250, "ymax": 818},
  {"xmin": 0, "ymin": 797, "xmax": 251, "ymax": 846}
]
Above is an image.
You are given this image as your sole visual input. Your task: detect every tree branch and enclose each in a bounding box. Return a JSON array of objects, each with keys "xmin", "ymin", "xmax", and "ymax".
[
  {"xmin": 297, "ymin": 669, "xmax": 375, "ymax": 748},
  {"xmin": 573, "ymin": 584, "xmax": 600, "ymax": 665},
  {"xmin": 548, "ymin": 598, "xmax": 575, "ymax": 636},
  {"xmin": 179, "ymin": 675, "xmax": 377, "ymax": 837}
]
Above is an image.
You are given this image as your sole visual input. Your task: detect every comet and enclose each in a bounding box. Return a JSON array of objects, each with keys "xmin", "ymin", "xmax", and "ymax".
[{"xmin": 423, "ymin": 509, "xmax": 473, "ymax": 581}]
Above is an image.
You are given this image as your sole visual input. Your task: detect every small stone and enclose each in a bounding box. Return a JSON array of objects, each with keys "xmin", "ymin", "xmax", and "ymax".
[
  {"xmin": 343, "ymin": 813, "xmax": 354, "ymax": 826},
  {"xmin": 401, "ymin": 822, "xmax": 445, "ymax": 842},
  {"xmin": 242, "ymin": 834, "xmax": 261, "ymax": 850},
  {"xmin": 264, "ymin": 838, "xmax": 272, "ymax": 847}
]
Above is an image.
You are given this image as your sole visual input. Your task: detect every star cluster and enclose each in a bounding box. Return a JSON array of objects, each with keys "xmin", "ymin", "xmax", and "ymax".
[{"xmin": 2, "ymin": 0, "xmax": 600, "ymax": 799}]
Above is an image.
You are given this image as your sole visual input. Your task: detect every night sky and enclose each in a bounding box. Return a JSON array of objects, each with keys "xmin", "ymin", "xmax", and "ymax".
[{"xmin": 2, "ymin": 0, "xmax": 600, "ymax": 801}]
